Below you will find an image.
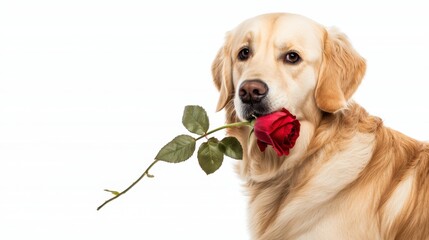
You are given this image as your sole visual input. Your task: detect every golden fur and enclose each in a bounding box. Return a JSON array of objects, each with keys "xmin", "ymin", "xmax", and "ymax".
[{"xmin": 212, "ymin": 13, "xmax": 429, "ymax": 239}]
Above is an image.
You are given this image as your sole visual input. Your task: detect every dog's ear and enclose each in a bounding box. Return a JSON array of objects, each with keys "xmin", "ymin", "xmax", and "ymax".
[
  {"xmin": 315, "ymin": 28, "xmax": 366, "ymax": 113},
  {"xmin": 212, "ymin": 33, "xmax": 234, "ymax": 112}
]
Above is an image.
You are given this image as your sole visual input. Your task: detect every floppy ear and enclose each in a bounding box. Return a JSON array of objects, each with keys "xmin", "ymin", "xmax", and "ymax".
[
  {"xmin": 212, "ymin": 34, "xmax": 233, "ymax": 112},
  {"xmin": 315, "ymin": 28, "xmax": 366, "ymax": 113}
]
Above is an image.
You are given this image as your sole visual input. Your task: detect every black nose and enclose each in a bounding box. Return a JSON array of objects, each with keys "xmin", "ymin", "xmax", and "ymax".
[{"xmin": 239, "ymin": 80, "xmax": 268, "ymax": 104}]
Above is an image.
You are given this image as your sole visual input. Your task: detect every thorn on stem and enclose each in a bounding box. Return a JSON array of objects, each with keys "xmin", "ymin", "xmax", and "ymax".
[
  {"xmin": 146, "ymin": 172, "xmax": 155, "ymax": 178},
  {"xmin": 104, "ymin": 189, "xmax": 120, "ymax": 196}
]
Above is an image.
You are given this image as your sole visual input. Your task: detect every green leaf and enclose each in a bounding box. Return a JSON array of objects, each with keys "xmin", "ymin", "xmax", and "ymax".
[
  {"xmin": 182, "ymin": 105, "xmax": 209, "ymax": 135},
  {"xmin": 155, "ymin": 135, "xmax": 196, "ymax": 163},
  {"xmin": 197, "ymin": 138, "xmax": 224, "ymax": 175},
  {"xmin": 219, "ymin": 137, "xmax": 243, "ymax": 160}
]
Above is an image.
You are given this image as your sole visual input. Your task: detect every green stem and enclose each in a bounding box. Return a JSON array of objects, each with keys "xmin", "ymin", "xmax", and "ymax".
[
  {"xmin": 97, "ymin": 159, "xmax": 159, "ymax": 211},
  {"xmin": 97, "ymin": 120, "xmax": 251, "ymax": 211},
  {"xmin": 196, "ymin": 121, "xmax": 252, "ymax": 141}
]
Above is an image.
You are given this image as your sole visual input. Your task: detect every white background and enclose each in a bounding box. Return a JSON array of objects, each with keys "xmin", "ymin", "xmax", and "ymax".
[{"xmin": 1, "ymin": 1, "xmax": 429, "ymax": 239}]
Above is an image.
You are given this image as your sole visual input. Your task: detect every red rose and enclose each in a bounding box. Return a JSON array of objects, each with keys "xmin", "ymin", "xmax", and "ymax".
[{"xmin": 253, "ymin": 108, "xmax": 300, "ymax": 156}]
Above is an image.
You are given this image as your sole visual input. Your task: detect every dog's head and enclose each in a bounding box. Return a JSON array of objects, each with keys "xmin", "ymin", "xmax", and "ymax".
[
  {"xmin": 213, "ymin": 13, "xmax": 366, "ymax": 123},
  {"xmin": 212, "ymin": 13, "xmax": 366, "ymax": 180}
]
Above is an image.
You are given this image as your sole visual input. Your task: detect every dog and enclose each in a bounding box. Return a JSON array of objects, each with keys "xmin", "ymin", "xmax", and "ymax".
[{"xmin": 212, "ymin": 13, "xmax": 429, "ymax": 240}]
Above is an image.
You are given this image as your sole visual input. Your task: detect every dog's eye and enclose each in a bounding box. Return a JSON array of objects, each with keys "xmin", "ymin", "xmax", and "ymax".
[
  {"xmin": 284, "ymin": 52, "xmax": 301, "ymax": 64},
  {"xmin": 238, "ymin": 47, "xmax": 251, "ymax": 61}
]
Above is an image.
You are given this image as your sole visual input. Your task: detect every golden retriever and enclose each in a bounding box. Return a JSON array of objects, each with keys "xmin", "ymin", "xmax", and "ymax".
[{"xmin": 212, "ymin": 13, "xmax": 429, "ymax": 240}]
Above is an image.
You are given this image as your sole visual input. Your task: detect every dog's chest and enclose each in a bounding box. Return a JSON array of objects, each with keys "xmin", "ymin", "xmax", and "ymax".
[{"xmin": 248, "ymin": 132, "xmax": 377, "ymax": 239}]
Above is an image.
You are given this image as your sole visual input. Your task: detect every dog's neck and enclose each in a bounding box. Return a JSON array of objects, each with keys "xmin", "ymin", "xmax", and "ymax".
[
  {"xmin": 225, "ymin": 110, "xmax": 321, "ymax": 183},
  {"xmin": 230, "ymin": 102, "xmax": 379, "ymax": 183}
]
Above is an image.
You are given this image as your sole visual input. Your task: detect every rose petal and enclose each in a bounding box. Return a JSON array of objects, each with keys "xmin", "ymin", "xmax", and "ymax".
[
  {"xmin": 280, "ymin": 108, "xmax": 292, "ymax": 115},
  {"xmin": 272, "ymin": 141, "xmax": 287, "ymax": 156},
  {"xmin": 257, "ymin": 139, "xmax": 268, "ymax": 152},
  {"xmin": 271, "ymin": 128, "xmax": 290, "ymax": 156},
  {"xmin": 282, "ymin": 124, "xmax": 295, "ymax": 147},
  {"xmin": 287, "ymin": 130, "xmax": 297, "ymax": 146},
  {"xmin": 254, "ymin": 128, "xmax": 273, "ymax": 144},
  {"xmin": 289, "ymin": 120, "xmax": 300, "ymax": 145},
  {"xmin": 253, "ymin": 108, "xmax": 300, "ymax": 156},
  {"xmin": 270, "ymin": 116, "xmax": 287, "ymax": 130},
  {"xmin": 271, "ymin": 115, "xmax": 296, "ymax": 131},
  {"xmin": 255, "ymin": 111, "xmax": 286, "ymax": 132}
]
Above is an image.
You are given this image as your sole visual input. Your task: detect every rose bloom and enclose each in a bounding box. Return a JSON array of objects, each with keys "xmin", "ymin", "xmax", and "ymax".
[{"xmin": 253, "ymin": 108, "xmax": 300, "ymax": 156}]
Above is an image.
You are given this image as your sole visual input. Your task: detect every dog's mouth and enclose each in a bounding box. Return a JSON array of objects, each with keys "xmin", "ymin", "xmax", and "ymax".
[{"xmin": 240, "ymin": 103, "xmax": 272, "ymax": 121}]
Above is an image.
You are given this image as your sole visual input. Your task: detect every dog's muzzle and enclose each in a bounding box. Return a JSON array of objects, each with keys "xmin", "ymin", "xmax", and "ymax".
[{"xmin": 238, "ymin": 79, "xmax": 271, "ymax": 120}]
